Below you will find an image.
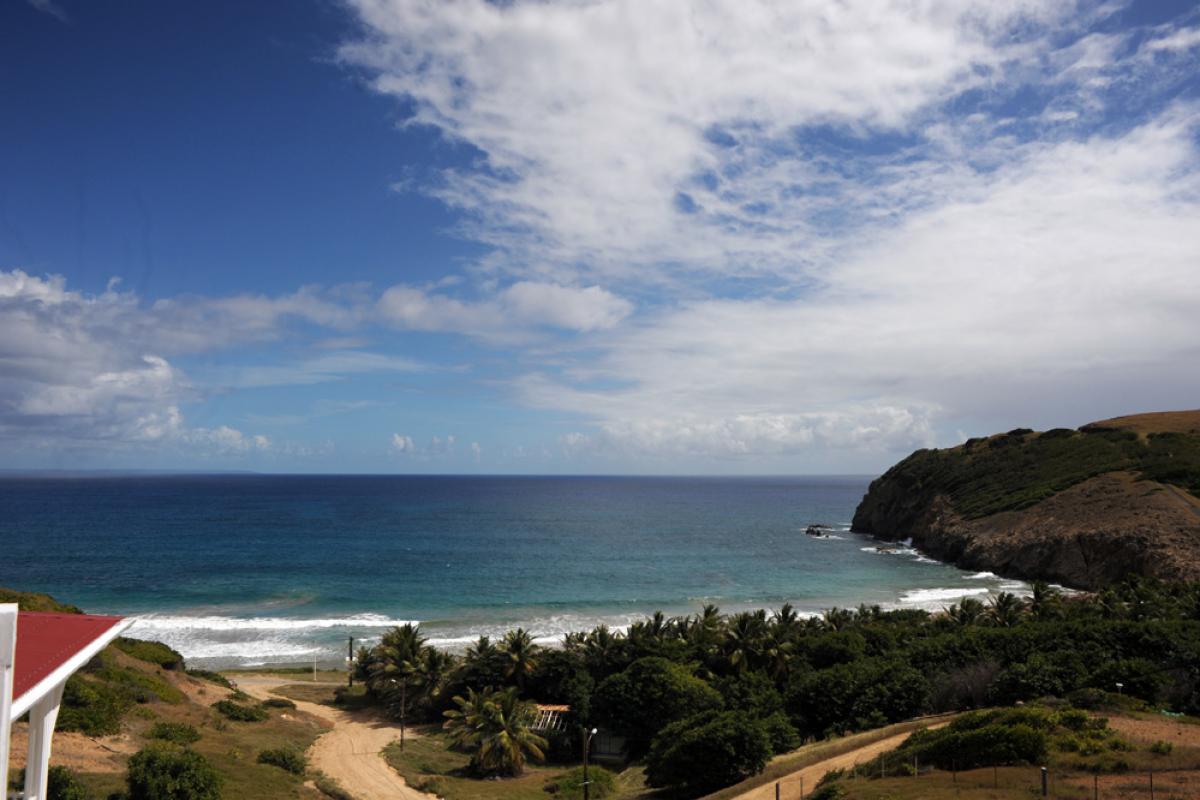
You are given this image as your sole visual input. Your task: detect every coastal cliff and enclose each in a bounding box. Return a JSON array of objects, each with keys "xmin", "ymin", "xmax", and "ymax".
[{"xmin": 851, "ymin": 410, "xmax": 1200, "ymax": 589}]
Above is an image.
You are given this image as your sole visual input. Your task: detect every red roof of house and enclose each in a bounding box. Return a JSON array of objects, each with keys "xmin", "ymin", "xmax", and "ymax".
[{"xmin": 14, "ymin": 612, "xmax": 126, "ymax": 702}]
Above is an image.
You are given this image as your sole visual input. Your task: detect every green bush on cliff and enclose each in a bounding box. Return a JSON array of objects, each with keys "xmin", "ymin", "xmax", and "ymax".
[
  {"xmin": 857, "ymin": 423, "xmax": 1200, "ymax": 527},
  {"xmin": 126, "ymin": 744, "xmax": 221, "ymax": 800},
  {"xmin": 114, "ymin": 638, "xmax": 185, "ymax": 670},
  {"xmin": 56, "ymin": 675, "xmax": 131, "ymax": 735}
]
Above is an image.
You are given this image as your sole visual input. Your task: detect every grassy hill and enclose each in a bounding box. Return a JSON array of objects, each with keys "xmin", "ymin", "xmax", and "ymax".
[
  {"xmin": 851, "ymin": 410, "xmax": 1200, "ymax": 588},
  {"xmin": 2, "ymin": 588, "xmax": 334, "ymax": 800}
]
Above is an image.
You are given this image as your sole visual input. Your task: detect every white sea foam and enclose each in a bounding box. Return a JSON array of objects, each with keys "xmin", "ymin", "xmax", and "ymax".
[
  {"xmin": 966, "ymin": 571, "xmax": 998, "ymax": 579},
  {"xmin": 899, "ymin": 587, "xmax": 990, "ymax": 604},
  {"xmin": 128, "ymin": 613, "xmax": 416, "ymax": 633}
]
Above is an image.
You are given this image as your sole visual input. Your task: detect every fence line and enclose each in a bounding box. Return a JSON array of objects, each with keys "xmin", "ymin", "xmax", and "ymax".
[{"xmin": 764, "ymin": 766, "xmax": 1169, "ymax": 799}]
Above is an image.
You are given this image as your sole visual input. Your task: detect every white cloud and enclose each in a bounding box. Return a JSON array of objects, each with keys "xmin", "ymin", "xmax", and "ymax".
[
  {"xmin": 377, "ymin": 281, "xmax": 631, "ymax": 334},
  {"xmin": 512, "ymin": 109, "xmax": 1200, "ymax": 459},
  {"xmin": 342, "ymin": 0, "xmax": 1089, "ymax": 284},
  {"xmin": 1141, "ymin": 26, "xmax": 1200, "ymax": 54},
  {"xmin": 0, "ymin": 270, "xmax": 380, "ymax": 455},
  {"xmin": 390, "ymin": 432, "xmax": 462, "ymax": 460}
]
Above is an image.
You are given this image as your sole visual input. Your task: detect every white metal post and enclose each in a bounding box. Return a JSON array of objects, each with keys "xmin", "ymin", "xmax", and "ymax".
[
  {"xmin": 24, "ymin": 683, "xmax": 65, "ymax": 800},
  {"xmin": 0, "ymin": 604, "xmax": 17, "ymax": 799}
]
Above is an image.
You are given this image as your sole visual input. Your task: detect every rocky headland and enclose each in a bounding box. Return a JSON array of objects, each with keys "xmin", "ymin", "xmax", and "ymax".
[{"xmin": 851, "ymin": 410, "xmax": 1200, "ymax": 589}]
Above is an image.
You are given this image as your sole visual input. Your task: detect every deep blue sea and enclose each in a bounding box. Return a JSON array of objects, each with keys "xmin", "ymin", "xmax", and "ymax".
[{"xmin": 0, "ymin": 475, "xmax": 1024, "ymax": 666}]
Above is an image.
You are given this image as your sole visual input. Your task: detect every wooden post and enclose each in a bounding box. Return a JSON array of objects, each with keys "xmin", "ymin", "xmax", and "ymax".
[
  {"xmin": 1094, "ymin": 774, "xmax": 1098, "ymax": 800},
  {"xmin": 775, "ymin": 780, "xmax": 780, "ymax": 800},
  {"xmin": 800, "ymin": 776, "xmax": 804, "ymax": 799},
  {"xmin": 1041, "ymin": 766, "xmax": 1048, "ymax": 797},
  {"xmin": 1150, "ymin": 770, "xmax": 1155, "ymax": 800}
]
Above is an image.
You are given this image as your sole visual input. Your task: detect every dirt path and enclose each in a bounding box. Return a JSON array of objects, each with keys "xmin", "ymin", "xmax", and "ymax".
[
  {"xmin": 234, "ymin": 675, "xmax": 436, "ymax": 800},
  {"xmin": 729, "ymin": 723, "xmax": 949, "ymax": 800}
]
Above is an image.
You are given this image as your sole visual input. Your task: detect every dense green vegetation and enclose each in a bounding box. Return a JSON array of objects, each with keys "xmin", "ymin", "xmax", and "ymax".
[
  {"xmin": 860, "ymin": 425, "xmax": 1200, "ymax": 522},
  {"xmin": 124, "ymin": 744, "xmax": 222, "ymax": 800},
  {"xmin": 256, "ymin": 747, "xmax": 307, "ymax": 774},
  {"xmin": 113, "ymin": 637, "xmax": 185, "ymax": 670},
  {"xmin": 211, "ymin": 699, "xmax": 269, "ymax": 722},
  {"xmin": 0, "ymin": 587, "xmax": 82, "ymax": 613},
  {"xmin": 443, "ymin": 686, "xmax": 548, "ymax": 776},
  {"xmin": 148, "ymin": 721, "xmax": 203, "ymax": 745},
  {"xmin": 545, "ymin": 765, "xmax": 617, "ymax": 799},
  {"xmin": 354, "ymin": 578, "xmax": 1200, "ymax": 797}
]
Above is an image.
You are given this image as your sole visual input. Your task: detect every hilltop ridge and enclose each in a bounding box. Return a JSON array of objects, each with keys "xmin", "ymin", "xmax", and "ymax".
[{"xmin": 851, "ymin": 410, "xmax": 1200, "ymax": 589}]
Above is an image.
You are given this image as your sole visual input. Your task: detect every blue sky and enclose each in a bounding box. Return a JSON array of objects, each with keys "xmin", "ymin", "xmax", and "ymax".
[{"xmin": 2, "ymin": 0, "xmax": 1199, "ymax": 474}]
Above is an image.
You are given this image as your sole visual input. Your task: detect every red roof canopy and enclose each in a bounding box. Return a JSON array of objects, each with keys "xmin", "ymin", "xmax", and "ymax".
[{"xmin": 14, "ymin": 612, "xmax": 126, "ymax": 703}]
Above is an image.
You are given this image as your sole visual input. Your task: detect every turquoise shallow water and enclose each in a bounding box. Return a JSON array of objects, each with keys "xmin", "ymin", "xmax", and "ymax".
[{"xmin": 0, "ymin": 475, "xmax": 1025, "ymax": 666}]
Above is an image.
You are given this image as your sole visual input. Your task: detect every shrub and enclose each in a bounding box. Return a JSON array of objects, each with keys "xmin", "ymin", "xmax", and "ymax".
[
  {"xmin": 56, "ymin": 675, "xmax": 130, "ymax": 735},
  {"xmin": 261, "ymin": 697, "xmax": 296, "ymax": 709},
  {"xmin": 257, "ymin": 747, "xmax": 307, "ymax": 774},
  {"xmin": 545, "ymin": 765, "xmax": 617, "ymax": 799},
  {"xmin": 148, "ymin": 722, "xmax": 201, "ymax": 745},
  {"xmin": 114, "ymin": 638, "xmax": 185, "ymax": 670},
  {"xmin": 126, "ymin": 744, "xmax": 221, "ymax": 800},
  {"xmin": 902, "ymin": 714, "xmax": 1051, "ymax": 767},
  {"xmin": 808, "ymin": 783, "xmax": 847, "ymax": 800},
  {"xmin": 1150, "ymin": 739, "xmax": 1174, "ymax": 755},
  {"xmin": 645, "ymin": 711, "xmax": 772, "ymax": 797},
  {"xmin": 1058, "ymin": 708, "xmax": 1091, "ymax": 731},
  {"xmin": 312, "ymin": 771, "xmax": 355, "ymax": 800},
  {"xmin": 761, "ymin": 712, "xmax": 800, "ymax": 753},
  {"xmin": 211, "ymin": 699, "xmax": 268, "ymax": 722},
  {"xmin": 592, "ymin": 657, "xmax": 722, "ymax": 754},
  {"xmin": 185, "ymin": 670, "xmax": 233, "ymax": 689},
  {"xmin": 1067, "ymin": 688, "xmax": 1113, "ymax": 710},
  {"xmin": 11, "ymin": 765, "xmax": 93, "ymax": 800}
]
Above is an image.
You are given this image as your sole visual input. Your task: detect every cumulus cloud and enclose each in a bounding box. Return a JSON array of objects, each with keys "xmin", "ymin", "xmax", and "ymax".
[
  {"xmin": 0, "ymin": 270, "xmax": 387, "ymax": 455},
  {"xmin": 390, "ymin": 432, "xmax": 462, "ymax": 460}
]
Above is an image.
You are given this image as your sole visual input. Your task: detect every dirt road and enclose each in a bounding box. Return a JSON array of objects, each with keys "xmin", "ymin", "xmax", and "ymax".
[
  {"xmin": 235, "ymin": 675, "xmax": 436, "ymax": 800},
  {"xmin": 729, "ymin": 723, "xmax": 949, "ymax": 800}
]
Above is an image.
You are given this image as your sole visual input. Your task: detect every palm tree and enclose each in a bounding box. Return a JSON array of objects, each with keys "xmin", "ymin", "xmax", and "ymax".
[
  {"xmin": 724, "ymin": 610, "xmax": 768, "ymax": 672},
  {"xmin": 822, "ymin": 607, "xmax": 855, "ymax": 632},
  {"xmin": 1028, "ymin": 581, "xmax": 1062, "ymax": 620},
  {"xmin": 988, "ymin": 592, "xmax": 1026, "ymax": 627},
  {"xmin": 772, "ymin": 603, "xmax": 801, "ymax": 635},
  {"xmin": 407, "ymin": 646, "xmax": 454, "ymax": 708},
  {"xmin": 443, "ymin": 687, "xmax": 547, "ymax": 776},
  {"xmin": 582, "ymin": 624, "xmax": 624, "ymax": 673},
  {"xmin": 367, "ymin": 623, "xmax": 428, "ymax": 695},
  {"xmin": 948, "ymin": 597, "xmax": 985, "ymax": 627},
  {"xmin": 501, "ymin": 628, "xmax": 540, "ymax": 689}
]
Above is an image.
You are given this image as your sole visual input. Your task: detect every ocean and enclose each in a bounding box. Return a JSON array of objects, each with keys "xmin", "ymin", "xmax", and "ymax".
[{"xmin": 0, "ymin": 475, "xmax": 1024, "ymax": 667}]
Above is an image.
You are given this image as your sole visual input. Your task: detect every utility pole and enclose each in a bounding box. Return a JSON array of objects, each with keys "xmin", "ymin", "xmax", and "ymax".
[
  {"xmin": 582, "ymin": 727, "xmax": 597, "ymax": 800},
  {"xmin": 400, "ymin": 679, "xmax": 408, "ymax": 751}
]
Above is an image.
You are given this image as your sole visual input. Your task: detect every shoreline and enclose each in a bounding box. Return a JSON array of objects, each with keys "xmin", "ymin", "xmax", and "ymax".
[{"xmin": 118, "ymin": 536, "xmax": 1039, "ymax": 669}]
